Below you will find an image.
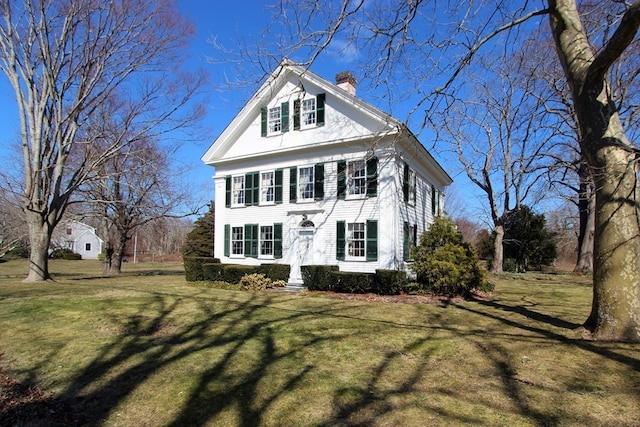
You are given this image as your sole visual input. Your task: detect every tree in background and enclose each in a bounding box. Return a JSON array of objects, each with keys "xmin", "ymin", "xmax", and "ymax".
[
  {"xmin": 0, "ymin": 0, "xmax": 198, "ymax": 281},
  {"xmin": 84, "ymin": 135, "xmax": 198, "ymax": 275},
  {"xmin": 502, "ymin": 206, "xmax": 558, "ymax": 272},
  {"xmin": 182, "ymin": 205, "xmax": 215, "ymax": 258}
]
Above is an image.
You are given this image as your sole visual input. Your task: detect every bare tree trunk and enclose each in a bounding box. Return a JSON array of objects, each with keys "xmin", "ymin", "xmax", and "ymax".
[
  {"xmin": 24, "ymin": 212, "xmax": 51, "ymax": 282},
  {"xmin": 584, "ymin": 142, "xmax": 640, "ymax": 340},
  {"xmin": 549, "ymin": 0, "xmax": 640, "ymax": 341},
  {"xmin": 574, "ymin": 173, "xmax": 595, "ymax": 273},
  {"xmin": 491, "ymin": 224, "xmax": 504, "ymax": 274}
]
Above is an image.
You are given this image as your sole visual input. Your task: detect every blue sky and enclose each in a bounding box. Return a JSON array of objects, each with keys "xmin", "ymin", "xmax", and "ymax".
[{"xmin": 0, "ymin": 0, "xmax": 479, "ymax": 220}]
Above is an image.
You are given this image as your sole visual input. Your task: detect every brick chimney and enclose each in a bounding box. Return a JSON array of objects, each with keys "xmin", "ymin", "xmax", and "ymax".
[{"xmin": 336, "ymin": 71, "xmax": 356, "ymax": 95}]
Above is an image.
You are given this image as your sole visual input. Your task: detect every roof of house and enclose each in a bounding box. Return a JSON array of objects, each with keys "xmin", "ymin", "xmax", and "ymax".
[{"xmin": 202, "ymin": 58, "xmax": 452, "ymax": 185}]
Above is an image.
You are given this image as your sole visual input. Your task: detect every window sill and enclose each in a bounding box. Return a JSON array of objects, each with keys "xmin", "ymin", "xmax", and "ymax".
[{"xmin": 345, "ymin": 194, "xmax": 367, "ymax": 201}]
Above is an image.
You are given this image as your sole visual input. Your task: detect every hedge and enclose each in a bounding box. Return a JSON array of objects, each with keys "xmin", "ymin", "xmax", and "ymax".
[
  {"xmin": 184, "ymin": 256, "xmax": 219, "ymax": 282},
  {"xmin": 331, "ymin": 271, "xmax": 375, "ymax": 294},
  {"xmin": 222, "ymin": 265, "xmax": 260, "ymax": 284},
  {"xmin": 375, "ymin": 269, "xmax": 407, "ymax": 295},
  {"xmin": 257, "ymin": 264, "xmax": 291, "ymax": 282},
  {"xmin": 301, "ymin": 265, "xmax": 339, "ymax": 291}
]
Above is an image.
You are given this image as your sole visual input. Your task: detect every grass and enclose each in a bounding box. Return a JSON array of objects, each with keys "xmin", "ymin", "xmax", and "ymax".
[{"xmin": 0, "ymin": 259, "xmax": 638, "ymax": 426}]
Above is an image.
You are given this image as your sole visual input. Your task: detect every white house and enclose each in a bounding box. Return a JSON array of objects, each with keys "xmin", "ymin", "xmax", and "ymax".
[
  {"xmin": 51, "ymin": 221, "xmax": 103, "ymax": 259},
  {"xmin": 202, "ymin": 60, "xmax": 452, "ymax": 284}
]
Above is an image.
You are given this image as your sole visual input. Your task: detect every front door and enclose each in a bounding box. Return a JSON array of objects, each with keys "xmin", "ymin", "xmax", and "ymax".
[{"xmin": 290, "ymin": 227, "xmax": 315, "ymax": 284}]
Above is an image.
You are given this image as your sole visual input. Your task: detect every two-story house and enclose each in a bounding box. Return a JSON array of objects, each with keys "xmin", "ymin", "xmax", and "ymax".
[{"xmin": 202, "ymin": 59, "xmax": 452, "ymax": 284}]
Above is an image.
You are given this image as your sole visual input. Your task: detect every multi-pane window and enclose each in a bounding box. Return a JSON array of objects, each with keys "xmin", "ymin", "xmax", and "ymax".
[
  {"xmin": 268, "ymin": 106, "xmax": 281, "ymax": 133},
  {"xmin": 347, "ymin": 222, "xmax": 366, "ymax": 258},
  {"xmin": 261, "ymin": 171, "xmax": 275, "ymax": 203},
  {"xmin": 231, "ymin": 227, "xmax": 244, "ymax": 255},
  {"xmin": 260, "ymin": 225, "xmax": 274, "ymax": 256},
  {"xmin": 408, "ymin": 169, "xmax": 416, "ymax": 205},
  {"xmin": 302, "ymin": 98, "xmax": 316, "ymax": 126},
  {"xmin": 298, "ymin": 166, "xmax": 314, "ymax": 200},
  {"xmin": 232, "ymin": 176, "xmax": 245, "ymax": 206},
  {"xmin": 347, "ymin": 160, "xmax": 366, "ymax": 196}
]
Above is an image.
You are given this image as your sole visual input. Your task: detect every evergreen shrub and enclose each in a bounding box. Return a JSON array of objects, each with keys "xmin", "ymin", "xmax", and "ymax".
[
  {"xmin": 184, "ymin": 256, "xmax": 218, "ymax": 282},
  {"xmin": 301, "ymin": 265, "xmax": 339, "ymax": 291},
  {"xmin": 202, "ymin": 263, "xmax": 225, "ymax": 281},
  {"xmin": 375, "ymin": 269, "xmax": 407, "ymax": 295},
  {"xmin": 331, "ymin": 271, "xmax": 375, "ymax": 294},
  {"xmin": 257, "ymin": 264, "xmax": 291, "ymax": 282},
  {"xmin": 223, "ymin": 265, "xmax": 259, "ymax": 284}
]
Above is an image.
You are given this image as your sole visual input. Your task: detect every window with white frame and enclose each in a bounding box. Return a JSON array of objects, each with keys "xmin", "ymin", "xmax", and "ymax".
[
  {"xmin": 260, "ymin": 225, "xmax": 274, "ymax": 256},
  {"xmin": 408, "ymin": 169, "xmax": 416, "ymax": 205},
  {"xmin": 347, "ymin": 222, "xmax": 366, "ymax": 258},
  {"xmin": 261, "ymin": 171, "xmax": 275, "ymax": 203},
  {"xmin": 347, "ymin": 160, "xmax": 366, "ymax": 196},
  {"xmin": 232, "ymin": 176, "xmax": 245, "ymax": 206},
  {"xmin": 301, "ymin": 98, "xmax": 316, "ymax": 126},
  {"xmin": 298, "ymin": 166, "xmax": 314, "ymax": 200},
  {"xmin": 231, "ymin": 226, "xmax": 244, "ymax": 255},
  {"xmin": 268, "ymin": 106, "xmax": 281, "ymax": 134}
]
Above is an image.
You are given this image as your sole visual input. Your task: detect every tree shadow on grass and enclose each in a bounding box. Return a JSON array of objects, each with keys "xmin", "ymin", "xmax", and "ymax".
[{"xmin": 44, "ymin": 291, "xmax": 357, "ymax": 426}]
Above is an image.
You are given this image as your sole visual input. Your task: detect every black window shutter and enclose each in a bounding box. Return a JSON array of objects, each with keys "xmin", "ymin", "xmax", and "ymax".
[
  {"xmin": 316, "ymin": 93, "xmax": 325, "ymax": 126},
  {"xmin": 245, "ymin": 173, "xmax": 253, "ymax": 206},
  {"xmin": 224, "ymin": 224, "xmax": 230, "ymax": 257},
  {"xmin": 225, "ymin": 176, "xmax": 231, "ymax": 207},
  {"xmin": 366, "ymin": 220, "xmax": 378, "ymax": 261},
  {"xmin": 314, "ymin": 163, "xmax": 324, "ymax": 201},
  {"xmin": 249, "ymin": 172, "xmax": 259, "ymax": 206},
  {"xmin": 293, "ymin": 99, "xmax": 300, "ymax": 130},
  {"xmin": 274, "ymin": 223, "xmax": 283, "ymax": 259},
  {"xmin": 337, "ymin": 160, "xmax": 346, "ymax": 199},
  {"xmin": 289, "ymin": 167, "xmax": 297, "ymax": 203},
  {"xmin": 403, "ymin": 222, "xmax": 410, "ymax": 261},
  {"xmin": 431, "ymin": 186, "xmax": 436, "ymax": 216},
  {"xmin": 336, "ymin": 221, "xmax": 345, "ymax": 261},
  {"xmin": 275, "ymin": 169, "xmax": 283, "ymax": 204},
  {"xmin": 403, "ymin": 163, "xmax": 410, "ymax": 202},
  {"xmin": 281, "ymin": 101, "xmax": 289, "ymax": 132},
  {"xmin": 245, "ymin": 224, "xmax": 258, "ymax": 258},
  {"xmin": 261, "ymin": 107, "xmax": 267, "ymax": 137},
  {"xmin": 366, "ymin": 156, "xmax": 378, "ymax": 197}
]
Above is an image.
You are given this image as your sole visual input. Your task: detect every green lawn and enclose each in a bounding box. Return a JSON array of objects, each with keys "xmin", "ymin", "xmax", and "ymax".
[{"xmin": 0, "ymin": 259, "xmax": 638, "ymax": 426}]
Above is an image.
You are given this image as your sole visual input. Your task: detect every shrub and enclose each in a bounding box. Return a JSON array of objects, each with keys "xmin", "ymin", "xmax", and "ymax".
[
  {"xmin": 239, "ymin": 273, "xmax": 273, "ymax": 291},
  {"xmin": 411, "ymin": 216, "xmax": 487, "ymax": 297},
  {"xmin": 183, "ymin": 256, "xmax": 219, "ymax": 282},
  {"xmin": 50, "ymin": 248, "xmax": 81, "ymax": 260},
  {"xmin": 331, "ymin": 271, "xmax": 375, "ymax": 294},
  {"xmin": 301, "ymin": 265, "xmax": 339, "ymax": 291},
  {"xmin": 2, "ymin": 247, "xmax": 29, "ymax": 260},
  {"xmin": 182, "ymin": 206, "xmax": 215, "ymax": 257},
  {"xmin": 375, "ymin": 269, "xmax": 407, "ymax": 295},
  {"xmin": 222, "ymin": 265, "xmax": 259, "ymax": 284},
  {"xmin": 202, "ymin": 263, "xmax": 225, "ymax": 281},
  {"xmin": 257, "ymin": 264, "xmax": 291, "ymax": 282}
]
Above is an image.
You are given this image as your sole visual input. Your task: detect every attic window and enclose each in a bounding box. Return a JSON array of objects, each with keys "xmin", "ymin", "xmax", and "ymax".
[
  {"xmin": 302, "ymin": 98, "xmax": 316, "ymax": 126},
  {"xmin": 268, "ymin": 106, "xmax": 281, "ymax": 133}
]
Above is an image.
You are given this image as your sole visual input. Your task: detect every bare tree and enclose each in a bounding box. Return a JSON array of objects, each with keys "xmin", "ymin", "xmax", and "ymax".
[
  {"xmin": 0, "ymin": 0, "xmax": 196, "ymax": 281},
  {"xmin": 218, "ymin": 0, "xmax": 640, "ymax": 340},
  {"xmin": 83, "ymin": 132, "xmax": 198, "ymax": 274},
  {"xmin": 442, "ymin": 55, "xmax": 553, "ymax": 273}
]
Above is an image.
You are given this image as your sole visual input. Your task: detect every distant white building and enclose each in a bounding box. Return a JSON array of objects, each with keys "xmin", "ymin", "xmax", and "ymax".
[{"xmin": 51, "ymin": 221, "xmax": 103, "ymax": 259}]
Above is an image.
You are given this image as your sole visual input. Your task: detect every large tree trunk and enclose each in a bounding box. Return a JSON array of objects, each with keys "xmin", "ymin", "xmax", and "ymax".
[
  {"xmin": 584, "ymin": 140, "xmax": 640, "ymax": 341},
  {"xmin": 549, "ymin": 0, "xmax": 640, "ymax": 341},
  {"xmin": 24, "ymin": 212, "xmax": 51, "ymax": 282},
  {"xmin": 491, "ymin": 224, "xmax": 504, "ymax": 274},
  {"xmin": 574, "ymin": 166, "xmax": 594, "ymax": 273}
]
